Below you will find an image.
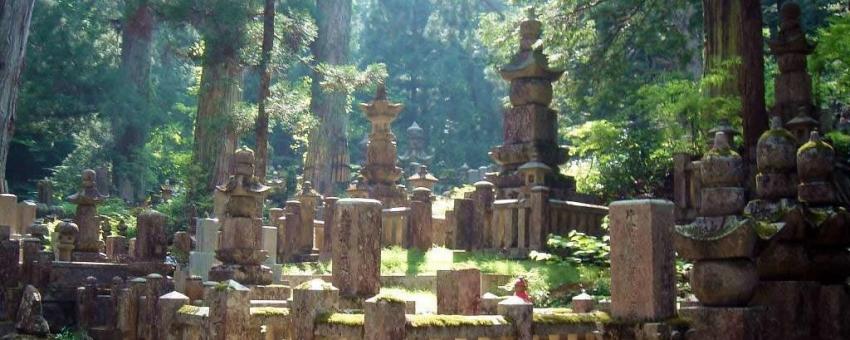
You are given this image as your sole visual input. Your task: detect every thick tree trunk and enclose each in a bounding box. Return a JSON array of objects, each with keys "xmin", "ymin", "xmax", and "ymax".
[
  {"xmin": 254, "ymin": 0, "xmax": 275, "ymax": 182},
  {"xmin": 0, "ymin": 0, "xmax": 36, "ymax": 194},
  {"xmin": 304, "ymin": 0, "xmax": 352, "ymax": 195},
  {"xmin": 703, "ymin": 0, "xmax": 766, "ymax": 169},
  {"xmin": 113, "ymin": 0, "xmax": 154, "ymax": 202},
  {"xmin": 191, "ymin": 45, "xmax": 241, "ymax": 196}
]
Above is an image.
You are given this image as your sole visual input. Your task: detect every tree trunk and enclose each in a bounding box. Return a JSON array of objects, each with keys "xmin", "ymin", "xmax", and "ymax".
[
  {"xmin": 0, "ymin": 0, "xmax": 36, "ymax": 194},
  {"xmin": 113, "ymin": 0, "xmax": 154, "ymax": 202},
  {"xmin": 191, "ymin": 43, "xmax": 241, "ymax": 196},
  {"xmin": 703, "ymin": 0, "xmax": 766, "ymax": 170},
  {"xmin": 254, "ymin": 0, "xmax": 275, "ymax": 182},
  {"xmin": 304, "ymin": 0, "xmax": 352, "ymax": 195}
]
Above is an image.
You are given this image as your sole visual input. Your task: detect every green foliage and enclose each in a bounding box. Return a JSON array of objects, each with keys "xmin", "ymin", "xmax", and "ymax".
[
  {"xmin": 539, "ymin": 231, "xmax": 610, "ymax": 268},
  {"xmin": 811, "ymin": 12, "xmax": 850, "ymax": 107},
  {"xmin": 52, "ymin": 327, "xmax": 89, "ymax": 340},
  {"xmin": 676, "ymin": 259, "xmax": 693, "ymax": 297},
  {"xmin": 826, "ymin": 131, "xmax": 850, "ymax": 158}
]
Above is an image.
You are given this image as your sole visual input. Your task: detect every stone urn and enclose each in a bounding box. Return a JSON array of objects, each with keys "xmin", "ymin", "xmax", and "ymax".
[
  {"xmin": 700, "ymin": 133, "xmax": 745, "ymax": 187},
  {"xmin": 757, "ymin": 117, "xmax": 798, "ymax": 172},
  {"xmin": 56, "ymin": 220, "xmax": 79, "ymax": 261}
]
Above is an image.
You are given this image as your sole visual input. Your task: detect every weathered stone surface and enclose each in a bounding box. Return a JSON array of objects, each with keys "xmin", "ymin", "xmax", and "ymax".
[
  {"xmin": 814, "ymin": 285, "xmax": 850, "ymax": 339},
  {"xmin": 208, "ymin": 280, "xmax": 252, "ymax": 340},
  {"xmin": 13, "ymin": 285, "xmax": 49, "ymax": 336},
  {"xmin": 105, "ymin": 235, "xmax": 128, "ymax": 262},
  {"xmin": 0, "ymin": 226, "xmax": 20, "ymax": 288},
  {"xmin": 453, "ymin": 198, "xmax": 477, "ymax": 250},
  {"xmin": 359, "ymin": 85, "xmax": 407, "ymax": 208},
  {"xmin": 679, "ymin": 306, "xmax": 764, "ymax": 340},
  {"xmin": 67, "ymin": 169, "xmax": 106, "ymax": 257},
  {"xmin": 750, "ymin": 280, "xmax": 819, "ymax": 340},
  {"xmin": 19, "ymin": 238, "xmax": 41, "ymax": 285},
  {"xmin": 498, "ymin": 296, "xmax": 533, "ymax": 340},
  {"xmin": 332, "ymin": 199, "xmax": 382, "ymax": 299},
  {"xmin": 757, "ymin": 117, "xmax": 798, "ymax": 173},
  {"xmin": 282, "ymin": 200, "xmax": 304, "ymax": 262},
  {"xmin": 755, "ymin": 173, "xmax": 796, "ymax": 199},
  {"xmin": 158, "ymin": 291, "xmax": 189, "ymax": 340},
  {"xmin": 410, "ymin": 188, "xmax": 432, "ymax": 251},
  {"xmin": 609, "ymin": 200, "xmax": 675, "ymax": 322},
  {"xmin": 571, "ymin": 290, "xmax": 594, "ymax": 313},
  {"xmin": 319, "ymin": 197, "xmax": 338, "ymax": 261},
  {"xmin": 16, "ymin": 202, "xmax": 36, "ymax": 238},
  {"xmin": 195, "ymin": 218, "xmax": 219, "ymax": 253},
  {"xmin": 436, "ymin": 268, "xmax": 481, "ymax": 315},
  {"xmin": 756, "ymin": 241, "xmax": 809, "ymax": 280},
  {"xmin": 698, "ymin": 187, "xmax": 746, "ymax": 217},
  {"xmin": 297, "ymin": 181, "xmax": 321, "ymax": 252},
  {"xmin": 0, "ymin": 195, "xmax": 18, "ymax": 236},
  {"xmin": 674, "ymin": 217, "xmax": 756, "ymax": 260},
  {"xmin": 134, "ymin": 209, "xmax": 166, "ymax": 261},
  {"xmin": 690, "ymin": 259, "xmax": 757, "ymax": 307},
  {"xmin": 364, "ymin": 295, "xmax": 407, "ymax": 340},
  {"xmin": 291, "ymin": 279, "xmax": 338, "ymax": 340}
]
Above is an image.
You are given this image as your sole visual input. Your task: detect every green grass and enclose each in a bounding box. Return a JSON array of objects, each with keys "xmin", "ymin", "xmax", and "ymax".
[
  {"xmin": 380, "ymin": 286, "xmax": 436, "ymax": 313},
  {"xmin": 282, "ymin": 246, "xmax": 582, "ymax": 295}
]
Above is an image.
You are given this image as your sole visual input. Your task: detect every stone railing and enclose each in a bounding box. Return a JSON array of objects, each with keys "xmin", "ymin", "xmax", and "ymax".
[
  {"xmin": 548, "ymin": 199, "xmax": 608, "ymax": 236},
  {"xmin": 381, "ymin": 207, "xmax": 410, "ymax": 247},
  {"xmin": 672, "ymin": 153, "xmax": 701, "ymax": 222}
]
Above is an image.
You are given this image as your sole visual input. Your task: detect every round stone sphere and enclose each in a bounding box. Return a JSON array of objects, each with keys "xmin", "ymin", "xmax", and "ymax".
[
  {"xmin": 797, "ymin": 132, "xmax": 835, "ymax": 181},
  {"xmin": 690, "ymin": 259, "xmax": 758, "ymax": 307}
]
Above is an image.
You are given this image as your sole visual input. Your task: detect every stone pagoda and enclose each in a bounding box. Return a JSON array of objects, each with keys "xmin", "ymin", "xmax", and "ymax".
[
  {"xmin": 358, "ymin": 84, "xmax": 407, "ymax": 208},
  {"xmin": 398, "ymin": 121, "xmax": 433, "ymax": 174},
  {"xmin": 208, "ymin": 147, "xmax": 273, "ymax": 285},
  {"xmin": 769, "ymin": 2, "xmax": 819, "ymax": 144},
  {"xmin": 488, "ymin": 8, "xmax": 573, "ymax": 199},
  {"xmin": 66, "ymin": 169, "xmax": 107, "ymax": 262}
]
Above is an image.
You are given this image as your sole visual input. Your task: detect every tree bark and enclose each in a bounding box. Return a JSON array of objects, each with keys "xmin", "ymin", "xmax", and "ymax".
[
  {"xmin": 254, "ymin": 0, "xmax": 275, "ymax": 182},
  {"xmin": 113, "ymin": 0, "xmax": 154, "ymax": 202},
  {"xmin": 0, "ymin": 0, "xmax": 36, "ymax": 194},
  {"xmin": 192, "ymin": 43, "xmax": 241, "ymax": 196},
  {"xmin": 304, "ymin": 0, "xmax": 352, "ymax": 195},
  {"xmin": 703, "ymin": 0, "xmax": 766, "ymax": 169}
]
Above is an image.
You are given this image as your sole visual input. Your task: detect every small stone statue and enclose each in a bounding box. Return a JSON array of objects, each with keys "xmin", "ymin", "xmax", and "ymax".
[{"xmin": 12, "ymin": 285, "xmax": 50, "ymax": 337}]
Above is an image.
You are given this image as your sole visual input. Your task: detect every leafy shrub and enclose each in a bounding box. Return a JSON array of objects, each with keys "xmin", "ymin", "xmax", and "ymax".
[{"xmin": 532, "ymin": 231, "xmax": 610, "ymax": 268}]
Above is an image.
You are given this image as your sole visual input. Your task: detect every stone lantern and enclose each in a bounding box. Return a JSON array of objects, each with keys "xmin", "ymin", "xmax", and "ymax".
[
  {"xmin": 66, "ymin": 169, "xmax": 107, "ymax": 262},
  {"xmin": 518, "ymin": 161, "xmax": 552, "ymax": 189},
  {"xmin": 407, "ymin": 165, "xmax": 439, "ymax": 191},
  {"xmin": 358, "ymin": 84, "xmax": 407, "ymax": 208}
]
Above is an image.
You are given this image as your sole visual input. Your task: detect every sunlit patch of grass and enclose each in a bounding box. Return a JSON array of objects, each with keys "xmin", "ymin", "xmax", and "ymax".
[
  {"xmin": 281, "ymin": 260, "xmax": 331, "ymax": 275},
  {"xmin": 380, "ymin": 286, "xmax": 437, "ymax": 314}
]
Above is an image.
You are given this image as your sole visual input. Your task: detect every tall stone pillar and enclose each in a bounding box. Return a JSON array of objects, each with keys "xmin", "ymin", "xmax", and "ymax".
[
  {"xmin": 436, "ymin": 268, "xmax": 481, "ymax": 315},
  {"xmin": 297, "ymin": 181, "xmax": 322, "ymax": 258},
  {"xmin": 0, "ymin": 194, "xmax": 17, "ymax": 236},
  {"xmin": 130, "ymin": 209, "xmax": 171, "ymax": 276},
  {"xmin": 0, "ymin": 225, "xmax": 20, "ymax": 289},
  {"xmin": 291, "ymin": 279, "xmax": 339, "ymax": 340},
  {"xmin": 189, "ymin": 218, "xmax": 219, "ymax": 280},
  {"xmin": 332, "ymin": 199, "xmax": 382, "ymax": 299},
  {"xmin": 359, "ymin": 85, "xmax": 407, "ymax": 208},
  {"xmin": 409, "ymin": 188, "xmax": 433, "ymax": 250},
  {"xmin": 16, "ymin": 201, "xmax": 36, "ymax": 237},
  {"xmin": 67, "ymin": 169, "xmax": 107, "ymax": 262},
  {"xmin": 498, "ymin": 296, "xmax": 533, "ymax": 340},
  {"xmin": 281, "ymin": 200, "xmax": 303, "ymax": 263},
  {"xmin": 364, "ymin": 294, "xmax": 407, "ymax": 340},
  {"xmin": 209, "ymin": 148, "xmax": 272, "ymax": 285},
  {"xmin": 158, "ymin": 291, "xmax": 189, "ymax": 340},
  {"xmin": 609, "ymin": 199, "xmax": 675, "ymax": 322}
]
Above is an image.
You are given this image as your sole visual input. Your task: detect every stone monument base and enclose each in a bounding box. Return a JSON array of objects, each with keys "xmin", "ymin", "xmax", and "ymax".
[
  {"xmin": 679, "ymin": 306, "xmax": 764, "ymax": 340},
  {"xmin": 71, "ymin": 251, "xmax": 107, "ymax": 263},
  {"xmin": 750, "ymin": 281, "xmax": 819, "ymax": 340},
  {"xmin": 208, "ymin": 264, "xmax": 272, "ymax": 285}
]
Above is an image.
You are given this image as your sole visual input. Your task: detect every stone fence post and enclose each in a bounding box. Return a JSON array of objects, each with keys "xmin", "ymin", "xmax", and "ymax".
[
  {"xmin": 529, "ymin": 186, "xmax": 550, "ymax": 250},
  {"xmin": 319, "ymin": 197, "xmax": 338, "ymax": 261},
  {"xmin": 454, "ymin": 198, "xmax": 476, "ymax": 250},
  {"xmin": 158, "ymin": 291, "xmax": 189, "ymax": 340},
  {"xmin": 609, "ymin": 200, "xmax": 675, "ymax": 322},
  {"xmin": 410, "ymin": 188, "xmax": 433, "ymax": 250},
  {"xmin": 291, "ymin": 279, "xmax": 339, "ymax": 340},
  {"xmin": 118, "ymin": 277, "xmax": 146, "ymax": 340},
  {"xmin": 498, "ymin": 296, "xmax": 533, "ymax": 340},
  {"xmin": 365, "ymin": 295, "xmax": 407, "ymax": 340},
  {"xmin": 282, "ymin": 200, "xmax": 302, "ymax": 262},
  {"xmin": 474, "ymin": 181, "xmax": 495, "ymax": 248}
]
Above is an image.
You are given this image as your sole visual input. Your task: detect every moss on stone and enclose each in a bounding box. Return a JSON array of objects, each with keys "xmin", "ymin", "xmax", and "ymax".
[
  {"xmin": 406, "ymin": 315, "xmax": 508, "ymax": 328},
  {"xmin": 797, "ymin": 139, "xmax": 834, "ymax": 156},
  {"xmin": 177, "ymin": 305, "xmax": 202, "ymax": 315},
  {"xmin": 373, "ymin": 293, "xmax": 407, "ymax": 304},
  {"xmin": 532, "ymin": 311, "xmax": 611, "ymax": 325},
  {"xmin": 760, "ymin": 128, "xmax": 796, "ymax": 142},
  {"xmin": 250, "ymin": 307, "xmax": 290, "ymax": 317},
  {"xmin": 317, "ymin": 313, "xmax": 365, "ymax": 327}
]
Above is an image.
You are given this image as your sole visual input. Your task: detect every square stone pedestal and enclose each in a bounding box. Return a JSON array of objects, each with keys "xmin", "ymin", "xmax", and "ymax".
[{"xmin": 679, "ymin": 306, "xmax": 764, "ymax": 340}]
